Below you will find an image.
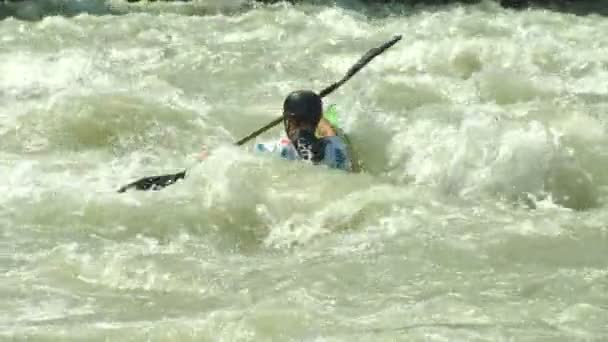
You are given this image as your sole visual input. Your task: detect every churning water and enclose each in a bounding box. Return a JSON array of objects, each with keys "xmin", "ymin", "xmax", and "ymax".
[{"xmin": 1, "ymin": 0, "xmax": 607, "ymax": 340}]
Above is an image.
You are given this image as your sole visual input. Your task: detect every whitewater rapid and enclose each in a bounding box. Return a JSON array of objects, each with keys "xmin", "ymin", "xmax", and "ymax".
[{"xmin": 1, "ymin": 0, "xmax": 607, "ymax": 340}]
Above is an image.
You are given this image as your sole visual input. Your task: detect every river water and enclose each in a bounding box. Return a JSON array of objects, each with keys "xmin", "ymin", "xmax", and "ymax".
[{"xmin": 1, "ymin": 0, "xmax": 607, "ymax": 340}]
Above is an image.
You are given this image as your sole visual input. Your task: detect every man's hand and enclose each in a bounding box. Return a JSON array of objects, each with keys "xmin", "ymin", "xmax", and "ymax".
[{"xmin": 195, "ymin": 146, "xmax": 209, "ymax": 161}]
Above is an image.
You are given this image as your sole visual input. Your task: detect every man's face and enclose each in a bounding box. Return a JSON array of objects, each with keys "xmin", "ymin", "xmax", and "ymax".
[{"xmin": 284, "ymin": 116, "xmax": 299, "ymax": 140}]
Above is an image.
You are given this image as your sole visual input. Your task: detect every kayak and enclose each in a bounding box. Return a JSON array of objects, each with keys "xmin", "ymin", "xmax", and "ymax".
[{"xmin": 322, "ymin": 104, "xmax": 364, "ymax": 173}]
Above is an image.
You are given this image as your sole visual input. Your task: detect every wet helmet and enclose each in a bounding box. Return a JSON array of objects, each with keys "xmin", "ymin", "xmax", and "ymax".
[
  {"xmin": 282, "ymin": 90, "xmax": 323, "ymax": 125},
  {"xmin": 282, "ymin": 90, "xmax": 325, "ymax": 162}
]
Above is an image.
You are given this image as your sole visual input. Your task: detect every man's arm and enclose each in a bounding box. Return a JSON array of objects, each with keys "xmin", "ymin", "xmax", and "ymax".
[
  {"xmin": 316, "ymin": 117, "xmax": 337, "ymax": 137},
  {"xmin": 321, "ymin": 136, "xmax": 351, "ymax": 171}
]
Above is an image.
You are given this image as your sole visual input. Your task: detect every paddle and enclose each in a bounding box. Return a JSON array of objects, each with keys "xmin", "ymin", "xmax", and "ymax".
[{"xmin": 117, "ymin": 35, "xmax": 402, "ymax": 193}]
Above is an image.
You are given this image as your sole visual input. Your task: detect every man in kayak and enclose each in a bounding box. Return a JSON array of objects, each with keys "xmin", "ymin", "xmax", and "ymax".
[
  {"xmin": 255, "ymin": 90, "xmax": 353, "ymax": 171},
  {"xmin": 118, "ymin": 37, "xmax": 398, "ymax": 192}
]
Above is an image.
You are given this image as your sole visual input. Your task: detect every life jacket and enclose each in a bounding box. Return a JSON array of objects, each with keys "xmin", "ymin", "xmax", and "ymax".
[
  {"xmin": 254, "ymin": 104, "xmax": 357, "ymax": 172},
  {"xmin": 255, "ymin": 134, "xmax": 351, "ymax": 171}
]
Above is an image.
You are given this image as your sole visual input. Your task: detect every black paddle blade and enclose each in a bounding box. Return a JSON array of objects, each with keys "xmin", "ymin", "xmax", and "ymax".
[{"xmin": 117, "ymin": 170, "xmax": 186, "ymax": 193}]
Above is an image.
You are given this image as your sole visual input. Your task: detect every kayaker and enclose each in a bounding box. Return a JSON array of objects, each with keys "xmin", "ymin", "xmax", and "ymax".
[{"xmin": 255, "ymin": 90, "xmax": 353, "ymax": 171}]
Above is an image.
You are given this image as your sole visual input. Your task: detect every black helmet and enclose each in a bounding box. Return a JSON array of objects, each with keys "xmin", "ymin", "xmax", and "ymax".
[{"xmin": 282, "ymin": 90, "xmax": 323, "ymax": 125}]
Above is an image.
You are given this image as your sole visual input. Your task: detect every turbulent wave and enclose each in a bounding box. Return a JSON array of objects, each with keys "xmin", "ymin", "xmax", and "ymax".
[
  {"xmin": 1, "ymin": 1, "xmax": 607, "ymax": 340},
  {"xmin": 0, "ymin": 0, "xmax": 253, "ymax": 20}
]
